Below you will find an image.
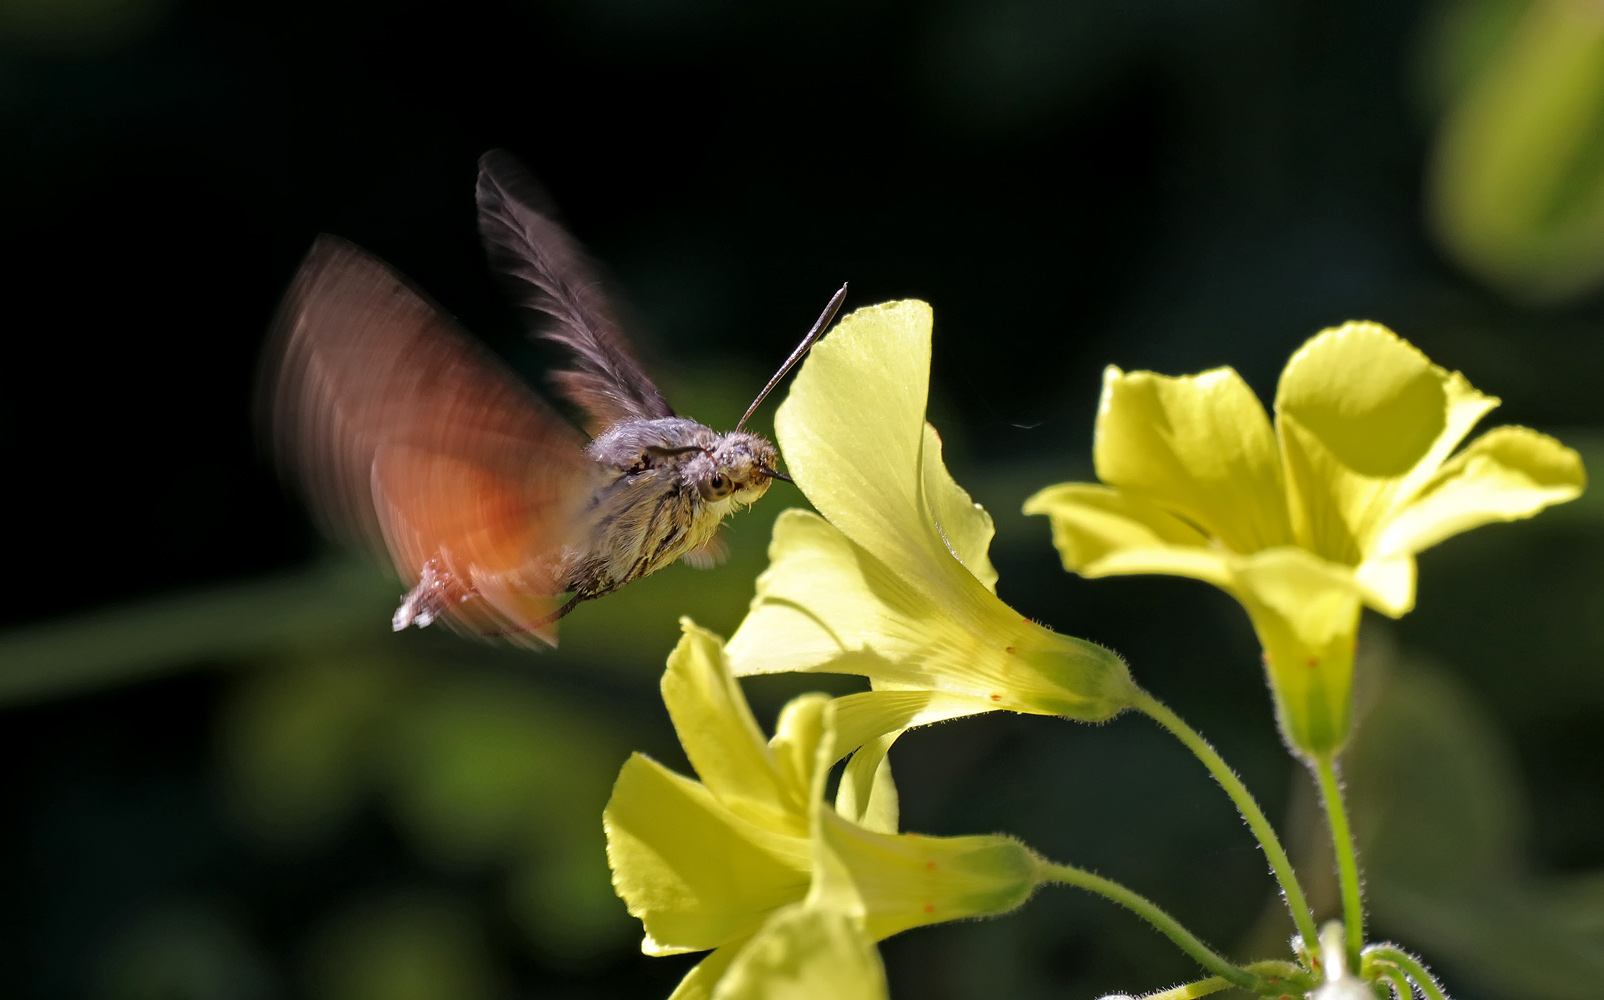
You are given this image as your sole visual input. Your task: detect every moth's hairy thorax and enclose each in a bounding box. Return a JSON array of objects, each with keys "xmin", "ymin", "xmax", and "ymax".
[{"xmin": 560, "ymin": 417, "xmax": 777, "ymax": 598}]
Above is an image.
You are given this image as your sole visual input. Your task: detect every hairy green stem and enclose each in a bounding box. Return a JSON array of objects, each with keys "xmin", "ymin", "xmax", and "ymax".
[
  {"xmin": 1364, "ymin": 946, "xmax": 1449, "ymax": 1000},
  {"xmin": 1313, "ymin": 753, "xmax": 1365, "ymax": 968},
  {"xmin": 1141, "ymin": 977, "xmax": 1231, "ymax": 1000},
  {"xmin": 1372, "ymin": 963, "xmax": 1413, "ymax": 1000},
  {"xmin": 1139, "ymin": 961, "xmax": 1312, "ymax": 1000},
  {"xmin": 1131, "ymin": 690, "xmax": 1321, "ymax": 949},
  {"xmin": 1038, "ymin": 861, "xmax": 1266, "ymax": 992},
  {"xmin": 1245, "ymin": 959, "xmax": 1316, "ymax": 995}
]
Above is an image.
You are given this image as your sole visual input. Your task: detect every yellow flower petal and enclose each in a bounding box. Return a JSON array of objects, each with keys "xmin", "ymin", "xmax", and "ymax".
[
  {"xmin": 710, "ymin": 905, "xmax": 888, "ymax": 1000},
  {"xmin": 668, "ymin": 939, "xmax": 750, "ymax": 1000},
  {"xmin": 827, "ymin": 688, "xmax": 998, "ymax": 753},
  {"xmin": 1022, "ymin": 483, "xmax": 1235, "ymax": 590},
  {"xmin": 727, "ymin": 510, "xmax": 1137, "ymax": 721},
  {"xmin": 726, "ymin": 509, "xmax": 934, "ymax": 677},
  {"xmin": 819, "ymin": 810, "xmax": 1040, "ymax": 941},
  {"xmin": 826, "ymin": 687, "xmax": 1007, "ymax": 834},
  {"xmin": 1370, "ymin": 425, "xmax": 1587, "ymax": 559},
  {"xmin": 1352, "ymin": 554, "xmax": 1417, "ymax": 617},
  {"xmin": 774, "ymin": 300, "xmax": 962, "ymax": 590},
  {"xmin": 1093, "ymin": 365, "xmax": 1292, "ymax": 553},
  {"xmin": 1231, "ymin": 548, "xmax": 1363, "ymax": 756},
  {"xmin": 807, "ymin": 704, "xmax": 1038, "ymax": 941},
  {"xmin": 663, "ymin": 621, "xmax": 805, "ymax": 834},
  {"xmin": 835, "ymin": 734, "xmax": 900, "ymax": 835},
  {"xmin": 1275, "ymin": 321, "xmax": 1499, "ymax": 563},
  {"xmin": 726, "ymin": 786, "xmax": 886, "ymax": 998},
  {"xmin": 603, "ymin": 755, "xmax": 810, "ymax": 955},
  {"xmin": 920, "ymin": 422, "xmax": 999, "ymax": 592},
  {"xmin": 768, "ymin": 693, "xmax": 831, "ymax": 817}
]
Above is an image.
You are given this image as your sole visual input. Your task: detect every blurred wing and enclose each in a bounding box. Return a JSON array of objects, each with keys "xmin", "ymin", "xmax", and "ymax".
[
  {"xmin": 263, "ymin": 235, "xmax": 598, "ymax": 645},
  {"xmin": 681, "ymin": 527, "xmax": 729, "ymax": 569},
  {"xmin": 476, "ymin": 149, "xmax": 673, "ymax": 433}
]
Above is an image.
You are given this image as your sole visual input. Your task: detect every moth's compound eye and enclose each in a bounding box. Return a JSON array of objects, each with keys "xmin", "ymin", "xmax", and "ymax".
[{"xmin": 699, "ymin": 473, "xmax": 733, "ymax": 501}]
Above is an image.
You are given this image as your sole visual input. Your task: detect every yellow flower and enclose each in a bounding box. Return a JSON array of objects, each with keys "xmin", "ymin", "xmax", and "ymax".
[
  {"xmin": 604, "ymin": 621, "xmax": 1042, "ymax": 1000},
  {"xmin": 1024, "ymin": 321, "xmax": 1585, "ymax": 756},
  {"xmin": 725, "ymin": 300, "xmax": 1136, "ymax": 727}
]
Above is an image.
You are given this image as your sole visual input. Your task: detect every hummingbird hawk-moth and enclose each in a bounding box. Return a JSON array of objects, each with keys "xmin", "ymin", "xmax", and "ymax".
[{"xmin": 263, "ymin": 150, "xmax": 846, "ymax": 648}]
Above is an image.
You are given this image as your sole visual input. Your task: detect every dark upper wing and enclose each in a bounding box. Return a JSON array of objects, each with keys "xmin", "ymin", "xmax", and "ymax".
[
  {"xmin": 261, "ymin": 235, "xmax": 598, "ymax": 644},
  {"xmin": 475, "ymin": 149, "xmax": 672, "ymax": 433}
]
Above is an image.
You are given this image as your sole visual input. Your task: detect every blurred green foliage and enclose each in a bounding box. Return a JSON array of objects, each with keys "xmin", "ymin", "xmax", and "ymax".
[
  {"xmin": 222, "ymin": 649, "xmax": 631, "ymax": 957},
  {"xmin": 1345, "ymin": 654, "xmax": 1604, "ymax": 999},
  {"xmin": 96, "ymin": 902, "xmax": 274, "ymax": 1000},
  {"xmin": 308, "ymin": 893, "xmax": 497, "ymax": 1000},
  {"xmin": 1427, "ymin": 0, "xmax": 1604, "ymax": 302},
  {"xmin": 0, "ymin": 0, "xmax": 173, "ymax": 54}
]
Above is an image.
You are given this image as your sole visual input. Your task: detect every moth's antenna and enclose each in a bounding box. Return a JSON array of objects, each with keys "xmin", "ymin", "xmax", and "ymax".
[{"xmin": 736, "ymin": 283, "xmax": 849, "ymax": 432}]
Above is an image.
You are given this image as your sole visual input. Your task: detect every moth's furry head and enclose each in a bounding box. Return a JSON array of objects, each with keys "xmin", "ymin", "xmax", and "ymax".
[{"xmin": 701, "ymin": 431, "xmax": 780, "ymax": 504}]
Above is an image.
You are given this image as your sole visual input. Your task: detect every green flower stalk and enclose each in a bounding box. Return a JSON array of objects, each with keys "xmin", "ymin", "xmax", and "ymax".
[
  {"xmin": 603, "ymin": 621, "xmax": 1042, "ymax": 1000},
  {"xmin": 726, "ymin": 300, "xmax": 1137, "ymax": 724},
  {"xmin": 1024, "ymin": 321, "xmax": 1584, "ymax": 758}
]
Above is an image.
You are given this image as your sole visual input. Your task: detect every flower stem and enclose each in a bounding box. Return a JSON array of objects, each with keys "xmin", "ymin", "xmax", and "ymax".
[
  {"xmin": 1371, "ymin": 963, "xmax": 1413, "ymax": 1000},
  {"xmin": 1313, "ymin": 752, "xmax": 1364, "ymax": 969},
  {"xmin": 1136, "ymin": 961, "xmax": 1312, "ymax": 1000},
  {"xmin": 1131, "ymin": 690, "xmax": 1321, "ymax": 950},
  {"xmin": 1139, "ymin": 977, "xmax": 1231, "ymax": 999},
  {"xmin": 1364, "ymin": 946, "xmax": 1450, "ymax": 1000},
  {"xmin": 1244, "ymin": 959, "xmax": 1315, "ymax": 994},
  {"xmin": 1037, "ymin": 861, "xmax": 1267, "ymax": 993}
]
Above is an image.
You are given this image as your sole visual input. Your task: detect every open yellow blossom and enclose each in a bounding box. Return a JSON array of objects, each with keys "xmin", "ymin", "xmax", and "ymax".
[
  {"xmin": 603, "ymin": 621, "xmax": 1042, "ymax": 1000},
  {"xmin": 726, "ymin": 300, "xmax": 1136, "ymax": 727},
  {"xmin": 1025, "ymin": 321, "xmax": 1585, "ymax": 756}
]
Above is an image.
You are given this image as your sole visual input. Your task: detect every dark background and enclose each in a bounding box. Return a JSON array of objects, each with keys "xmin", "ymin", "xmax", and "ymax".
[{"xmin": 2, "ymin": 1, "xmax": 1601, "ymax": 998}]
